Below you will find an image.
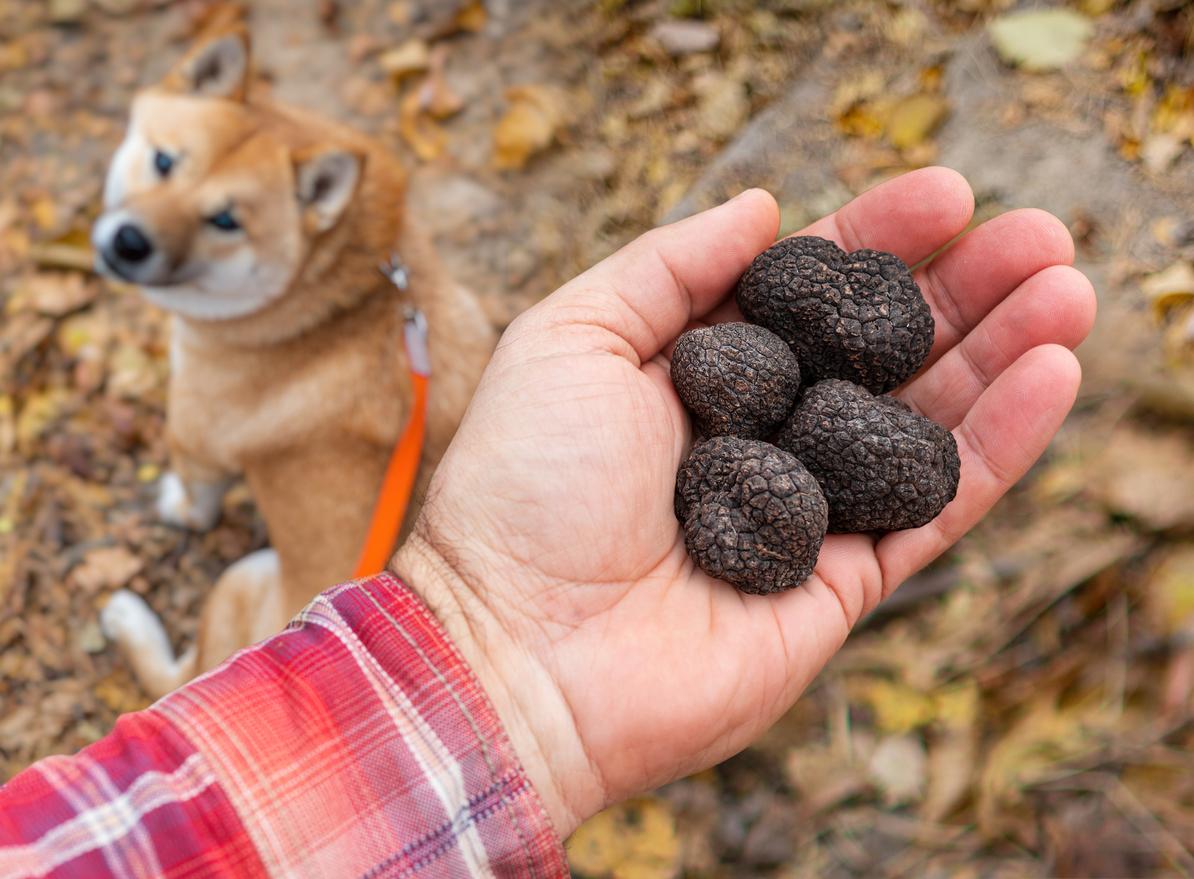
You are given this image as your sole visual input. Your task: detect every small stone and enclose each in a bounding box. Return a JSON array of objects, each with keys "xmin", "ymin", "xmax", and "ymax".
[{"xmin": 649, "ymin": 19, "xmax": 720, "ymax": 56}]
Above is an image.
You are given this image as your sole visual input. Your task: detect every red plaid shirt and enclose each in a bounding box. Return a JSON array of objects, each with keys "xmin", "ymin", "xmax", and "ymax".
[{"xmin": 0, "ymin": 573, "xmax": 568, "ymax": 877}]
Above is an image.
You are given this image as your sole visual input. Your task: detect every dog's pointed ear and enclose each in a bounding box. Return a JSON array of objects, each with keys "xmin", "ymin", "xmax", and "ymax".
[
  {"xmin": 163, "ymin": 28, "xmax": 251, "ymax": 100},
  {"xmin": 293, "ymin": 148, "xmax": 366, "ymax": 233}
]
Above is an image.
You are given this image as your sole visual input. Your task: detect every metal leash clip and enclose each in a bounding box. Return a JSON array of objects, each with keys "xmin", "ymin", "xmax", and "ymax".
[
  {"xmin": 379, "ymin": 252, "xmax": 430, "ymax": 377},
  {"xmin": 378, "ymin": 252, "xmax": 410, "ymax": 292}
]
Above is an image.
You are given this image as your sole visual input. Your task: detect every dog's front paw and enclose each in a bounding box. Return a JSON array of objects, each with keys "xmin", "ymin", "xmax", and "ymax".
[
  {"xmin": 101, "ymin": 589, "xmax": 171, "ymax": 657},
  {"xmin": 157, "ymin": 472, "xmax": 224, "ymax": 531}
]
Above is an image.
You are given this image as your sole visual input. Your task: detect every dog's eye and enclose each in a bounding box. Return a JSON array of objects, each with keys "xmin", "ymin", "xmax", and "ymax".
[
  {"xmin": 207, "ymin": 210, "xmax": 240, "ymax": 232},
  {"xmin": 153, "ymin": 150, "xmax": 174, "ymax": 178}
]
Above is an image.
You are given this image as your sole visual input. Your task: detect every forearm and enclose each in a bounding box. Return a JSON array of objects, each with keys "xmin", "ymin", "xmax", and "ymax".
[{"xmin": 0, "ymin": 574, "xmax": 567, "ymax": 878}]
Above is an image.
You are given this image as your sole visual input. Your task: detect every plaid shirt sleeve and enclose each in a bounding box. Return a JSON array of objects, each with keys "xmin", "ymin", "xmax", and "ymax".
[{"xmin": 0, "ymin": 572, "xmax": 569, "ymax": 878}]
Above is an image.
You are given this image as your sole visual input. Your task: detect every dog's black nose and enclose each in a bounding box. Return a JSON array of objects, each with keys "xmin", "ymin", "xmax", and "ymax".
[{"xmin": 112, "ymin": 224, "xmax": 153, "ymax": 263}]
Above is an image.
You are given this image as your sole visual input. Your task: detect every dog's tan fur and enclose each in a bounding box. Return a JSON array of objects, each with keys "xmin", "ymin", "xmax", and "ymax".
[{"xmin": 97, "ymin": 29, "xmax": 494, "ymax": 697}]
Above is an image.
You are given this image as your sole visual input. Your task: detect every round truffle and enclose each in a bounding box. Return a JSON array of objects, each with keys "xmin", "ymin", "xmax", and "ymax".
[
  {"xmin": 775, "ymin": 379, "xmax": 960, "ymax": 533},
  {"xmin": 670, "ymin": 323, "xmax": 802, "ymax": 439},
  {"xmin": 735, "ymin": 236, "xmax": 933, "ymax": 393},
  {"xmin": 675, "ymin": 436, "xmax": 828, "ymax": 594}
]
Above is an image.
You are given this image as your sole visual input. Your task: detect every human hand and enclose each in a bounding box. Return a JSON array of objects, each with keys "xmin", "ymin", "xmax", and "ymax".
[{"xmin": 390, "ymin": 168, "xmax": 1096, "ymax": 836}]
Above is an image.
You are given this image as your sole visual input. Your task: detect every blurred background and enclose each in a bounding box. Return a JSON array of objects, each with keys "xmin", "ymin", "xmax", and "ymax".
[{"xmin": 1, "ymin": 0, "xmax": 1192, "ymax": 875}]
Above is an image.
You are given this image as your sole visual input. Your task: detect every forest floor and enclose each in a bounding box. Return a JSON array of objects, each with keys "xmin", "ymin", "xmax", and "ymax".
[{"xmin": 2, "ymin": 0, "xmax": 1194, "ymax": 875}]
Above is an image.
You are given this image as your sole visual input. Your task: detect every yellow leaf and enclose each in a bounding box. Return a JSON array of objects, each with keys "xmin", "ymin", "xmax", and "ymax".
[
  {"xmin": 378, "ymin": 39, "xmax": 430, "ymax": 82},
  {"xmin": 567, "ymin": 798, "xmax": 679, "ymax": 879},
  {"xmin": 30, "ymin": 196, "xmax": 57, "ymax": 233},
  {"xmin": 95, "ymin": 673, "xmax": 150, "ymax": 714},
  {"xmin": 934, "ymin": 680, "xmax": 980, "ymax": 731},
  {"xmin": 15, "ymin": 389, "xmax": 72, "ymax": 453},
  {"xmin": 829, "ymin": 70, "xmax": 886, "ymax": 120},
  {"xmin": 493, "ymin": 85, "xmax": 566, "ymax": 171},
  {"xmin": 863, "ymin": 679, "xmax": 936, "ymax": 734},
  {"xmin": 1146, "ymin": 545, "xmax": 1194, "ymax": 635},
  {"xmin": 978, "ymin": 696, "xmax": 1117, "ymax": 837},
  {"xmin": 0, "ymin": 394, "xmax": 14, "ymax": 457},
  {"xmin": 399, "ymin": 88, "xmax": 446, "ymax": 162},
  {"xmin": 988, "ymin": 9, "xmax": 1093, "ymax": 72},
  {"xmin": 1145, "ymin": 261, "xmax": 1194, "ymax": 320},
  {"xmin": 885, "ymin": 93, "xmax": 950, "ymax": 150}
]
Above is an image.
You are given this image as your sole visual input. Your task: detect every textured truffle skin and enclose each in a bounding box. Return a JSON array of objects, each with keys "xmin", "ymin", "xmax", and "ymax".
[
  {"xmin": 735, "ymin": 236, "xmax": 933, "ymax": 393},
  {"xmin": 675, "ymin": 436, "xmax": 828, "ymax": 594},
  {"xmin": 670, "ymin": 323, "xmax": 802, "ymax": 438},
  {"xmin": 775, "ymin": 380, "xmax": 960, "ymax": 533}
]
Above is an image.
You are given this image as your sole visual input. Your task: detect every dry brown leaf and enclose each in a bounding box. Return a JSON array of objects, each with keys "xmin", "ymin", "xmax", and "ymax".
[
  {"xmin": 451, "ymin": 0, "xmax": 486, "ymax": 34},
  {"xmin": 71, "ymin": 546, "xmax": 143, "ymax": 593},
  {"xmin": 13, "ymin": 271, "xmax": 98, "ymax": 317},
  {"xmin": 1096, "ymin": 426, "xmax": 1194, "ymax": 531}
]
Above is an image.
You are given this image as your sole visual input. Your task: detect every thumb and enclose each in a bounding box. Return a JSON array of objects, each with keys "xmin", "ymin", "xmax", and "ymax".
[{"xmin": 541, "ymin": 189, "xmax": 780, "ymax": 364}]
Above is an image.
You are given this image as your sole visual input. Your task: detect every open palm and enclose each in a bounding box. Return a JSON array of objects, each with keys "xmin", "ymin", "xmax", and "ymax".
[{"xmin": 392, "ymin": 168, "xmax": 1095, "ymax": 835}]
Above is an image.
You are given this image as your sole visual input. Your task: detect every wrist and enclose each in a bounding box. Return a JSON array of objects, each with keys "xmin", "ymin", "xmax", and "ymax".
[{"xmin": 389, "ymin": 531, "xmax": 602, "ymax": 837}]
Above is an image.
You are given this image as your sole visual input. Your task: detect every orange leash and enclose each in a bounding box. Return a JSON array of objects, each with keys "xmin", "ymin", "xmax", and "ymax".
[{"xmin": 353, "ymin": 259, "xmax": 431, "ymax": 577}]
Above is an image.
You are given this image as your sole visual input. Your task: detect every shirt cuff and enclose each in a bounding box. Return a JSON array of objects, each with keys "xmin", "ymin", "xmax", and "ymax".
[{"xmin": 158, "ymin": 570, "xmax": 569, "ymax": 877}]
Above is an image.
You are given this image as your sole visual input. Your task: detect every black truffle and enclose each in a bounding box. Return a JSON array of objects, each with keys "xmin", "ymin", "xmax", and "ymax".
[
  {"xmin": 735, "ymin": 236, "xmax": 933, "ymax": 394},
  {"xmin": 775, "ymin": 380, "xmax": 960, "ymax": 533},
  {"xmin": 675, "ymin": 436, "xmax": 828, "ymax": 594},
  {"xmin": 670, "ymin": 323, "xmax": 802, "ymax": 439}
]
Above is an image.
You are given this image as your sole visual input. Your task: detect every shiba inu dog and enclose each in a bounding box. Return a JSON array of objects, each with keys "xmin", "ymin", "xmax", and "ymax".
[{"xmin": 95, "ymin": 28, "xmax": 496, "ymax": 698}]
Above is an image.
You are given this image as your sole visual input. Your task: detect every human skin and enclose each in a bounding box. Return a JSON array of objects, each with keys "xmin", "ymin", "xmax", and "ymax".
[{"xmin": 390, "ymin": 167, "xmax": 1097, "ymax": 837}]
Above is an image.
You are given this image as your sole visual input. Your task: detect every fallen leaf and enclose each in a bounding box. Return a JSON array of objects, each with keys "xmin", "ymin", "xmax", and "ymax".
[
  {"xmin": 862, "ymin": 679, "xmax": 936, "ymax": 734},
  {"xmin": 1145, "ymin": 545, "xmax": 1194, "ymax": 635},
  {"xmin": 378, "ymin": 39, "xmax": 430, "ymax": 82},
  {"xmin": 0, "ymin": 395, "xmax": 14, "ymax": 458},
  {"xmin": 13, "ymin": 271, "xmax": 98, "ymax": 317},
  {"xmin": 1141, "ymin": 132, "xmax": 1185, "ymax": 173},
  {"xmin": 451, "ymin": 0, "xmax": 486, "ymax": 33},
  {"xmin": 49, "ymin": 0, "xmax": 87, "ymax": 24},
  {"xmin": 867, "ymin": 734, "xmax": 927, "ymax": 806},
  {"xmin": 978, "ymin": 697, "xmax": 1117, "ymax": 838},
  {"xmin": 693, "ymin": 73, "xmax": 748, "ymax": 141},
  {"xmin": 988, "ymin": 9, "xmax": 1093, "ymax": 72},
  {"xmin": 649, "ymin": 19, "xmax": 719, "ymax": 56},
  {"xmin": 493, "ymin": 85, "xmax": 567, "ymax": 171},
  {"xmin": 107, "ymin": 344, "xmax": 163, "ymax": 399},
  {"xmin": 1096, "ymin": 426, "xmax": 1194, "ymax": 531},
  {"xmin": 922, "ymin": 729, "xmax": 977, "ymax": 821},
  {"xmin": 94, "ymin": 673, "xmax": 150, "ymax": 714},
  {"xmin": 885, "ymin": 93, "xmax": 950, "ymax": 150},
  {"xmin": 1145, "ymin": 261, "xmax": 1194, "ymax": 318},
  {"xmin": 399, "ymin": 88, "xmax": 447, "ymax": 161},
  {"xmin": 71, "ymin": 546, "xmax": 143, "ymax": 593},
  {"xmin": 567, "ymin": 797, "xmax": 680, "ymax": 879},
  {"xmin": 15, "ymin": 388, "xmax": 71, "ymax": 453}
]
